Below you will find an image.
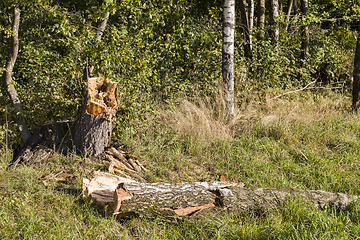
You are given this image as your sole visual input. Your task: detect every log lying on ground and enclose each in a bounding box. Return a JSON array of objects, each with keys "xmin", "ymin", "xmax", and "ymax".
[
  {"xmin": 74, "ymin": 76, "xmax": 119, "ymax": 157},
  {"xmin": 82, "ymin": 171, "xmax": 136, "ymax": 207},
  {"xmin": 82, "ymin": 172, "xmax": 359, "ymax": 220}
]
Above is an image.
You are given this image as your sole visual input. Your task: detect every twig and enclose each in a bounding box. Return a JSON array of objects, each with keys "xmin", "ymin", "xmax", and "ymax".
[{"xmin": 259, "ymin": 81, "xmax": 316, "ymax": 104}]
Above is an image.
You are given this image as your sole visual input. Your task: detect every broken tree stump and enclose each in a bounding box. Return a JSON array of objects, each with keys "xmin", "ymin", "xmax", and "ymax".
[
  {"xmin": 82, "ymin": 172, "xmax": 359, "ymax": 220},
  {"xmin": 74, "ymin": 76, "xmax": 119, "ymax": 157}
]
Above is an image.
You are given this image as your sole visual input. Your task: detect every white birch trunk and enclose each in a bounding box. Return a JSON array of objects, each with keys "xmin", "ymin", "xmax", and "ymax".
[
  {"xmin": 249, "ymin": 0, "xmax": 254, "ymax": 51},
  {"xmin": 271, "ymin": 0, "xmax": 280, "ymax": 41},
  {"xmin": 222, "ymin": 0, "xmax": 235, "ymax": 117},
  {"xmin": 1, "ymin": 7, "xmax": 32, "ymax": 144}
]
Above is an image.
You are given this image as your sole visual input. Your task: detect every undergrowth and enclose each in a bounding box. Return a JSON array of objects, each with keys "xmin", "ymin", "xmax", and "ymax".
[{"xmin": 1, "ymin": 91, "xmax": 360, "ymax": 239}]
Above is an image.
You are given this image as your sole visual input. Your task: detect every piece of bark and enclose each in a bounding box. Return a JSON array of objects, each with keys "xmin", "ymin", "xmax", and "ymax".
[
  {"xmin": 82, "ymin": 171, "xmax": 135, "ymax": 206},
  {"xmin": 74, "ymin": 77, "xmax": 119, "ymax": 157}
]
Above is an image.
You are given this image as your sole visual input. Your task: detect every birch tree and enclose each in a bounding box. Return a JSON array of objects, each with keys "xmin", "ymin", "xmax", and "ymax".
[
  {"xmin": 270, "ymin": 0, "xmax": 280, "ymax": 41},
  {"xmin": 1, "ymin": 7, "xmax": 32, "ymax": 144},
  {"xmin": 249, "ymin": 0, "xmax": 254, "ymax": 51},
  {"xmin": 223, "ymin": 0, "xmax": 235, "ymax": 116},
  {"xmin": 257, "ymin": 0, "xmax": 265, "ymax": 41}
]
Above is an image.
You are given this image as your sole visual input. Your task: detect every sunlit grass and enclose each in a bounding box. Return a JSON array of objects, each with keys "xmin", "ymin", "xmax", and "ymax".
[{"xmin": 1, "ymin": 92, "xmax": 360, "ymax": 239}]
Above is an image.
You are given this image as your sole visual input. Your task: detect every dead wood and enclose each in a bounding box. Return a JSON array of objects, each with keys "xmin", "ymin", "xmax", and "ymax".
[
  {"xmin": 74, "ymin": 76, "xmax": 119, "ymax": 157},
  {"xmin": 82, "ymin": 172, "xmax": 359, "ymax": 221}
]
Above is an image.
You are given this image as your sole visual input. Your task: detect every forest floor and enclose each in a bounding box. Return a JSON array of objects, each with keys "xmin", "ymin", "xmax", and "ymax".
[{"xmin": 1, "ymin": 91, "xmax": 360, "ymax": 239}]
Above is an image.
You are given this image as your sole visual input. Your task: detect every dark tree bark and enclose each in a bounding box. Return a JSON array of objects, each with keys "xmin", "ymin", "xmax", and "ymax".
[
  {"xmin": 1, "ymin": 7, "xmax": 32, "ymax": 144},
  {"xmin": 257, "ymin": 0, "xmax": 265, "ymax": 40},
  {"xmin": 74, "ymin": 77, "xmax": 119, "ymax": 157},
  {"xmin": 223, "ymin": 0, "xmax": 235, "ymax": 116},
  {"xmin": 300, "ymin": 0, "xmax": 309, "ymax": 60},
  {"xmin": 293, "ymin": 0, "xmax": 299, "ymax": 15},
  {"xmin": 239, "ymin": 0, "xmax": 252, "ymax": 59},
  {"xmin": 279, "ymin": 0, "xmax": 283, "ymax": 13},
  {"xmin": 270, "ymin": 0, "xmax": 280, "ymax": 41},
  {"xmin": 352, "ymin": 30, "xmax": 360, "ymax": 108}
]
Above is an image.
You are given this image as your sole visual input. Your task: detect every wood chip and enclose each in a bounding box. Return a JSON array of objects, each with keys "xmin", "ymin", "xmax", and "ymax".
[
  {"xmin": 160, "ymin": 203, "xmax": 216, "ymax": 216},
  {"xmin": 219, "ymin": 174, "xmax": 227, "ymax": 182}
]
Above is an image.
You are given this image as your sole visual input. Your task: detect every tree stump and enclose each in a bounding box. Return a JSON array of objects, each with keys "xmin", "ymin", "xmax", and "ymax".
[{"xmin": 74, "ymin": 76, "xmax": 119, "ymax": 157}]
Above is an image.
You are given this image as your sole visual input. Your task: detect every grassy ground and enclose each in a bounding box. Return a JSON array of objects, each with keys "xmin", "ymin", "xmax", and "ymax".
[{"xmin": 1, "ymin": 92, "xmax": 360, "ymax": 239}]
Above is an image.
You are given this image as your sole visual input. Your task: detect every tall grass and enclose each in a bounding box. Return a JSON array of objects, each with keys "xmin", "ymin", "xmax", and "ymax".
[{"xmin": 1, "ymin": 92, "xmax": 360, "ymax": 239}]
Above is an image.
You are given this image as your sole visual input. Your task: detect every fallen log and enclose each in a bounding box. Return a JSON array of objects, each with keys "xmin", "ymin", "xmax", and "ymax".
[{"xmin": 82, "ymin": 172, "xmax": 359, "ymax": 220}]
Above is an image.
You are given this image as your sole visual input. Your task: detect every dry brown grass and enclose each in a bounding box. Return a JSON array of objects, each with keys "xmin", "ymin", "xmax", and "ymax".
[
  {"xmin": 260, "ymin": 93, "xmax": 353, "ymax": 125},
  {"xmin": 154, "ymin": 92, "xmax": 355, "ymax": 146},
  {"xmin": 156, "ymin": 96, "xmax": 234, "ymax": 146}
]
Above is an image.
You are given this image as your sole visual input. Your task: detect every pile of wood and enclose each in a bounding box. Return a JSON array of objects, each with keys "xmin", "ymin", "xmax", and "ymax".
[{"xmin": 102, "ymin": 147, "xmax": 147, "ymax": 182}]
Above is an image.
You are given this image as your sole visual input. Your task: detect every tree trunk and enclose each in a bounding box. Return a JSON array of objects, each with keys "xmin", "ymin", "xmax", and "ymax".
[
  {"xmin": 286, "ymin": 0, "xmax": 293, "ymax": 22},
  {"xmin": 249, "ymin": 0, "xmax": 254, "ymax": 52},
  {"xmin": 86, "ymin": 12, "xmax": 110, "ymax": 77},
  {"xmin": 257, "ymin": 0, "xmax": 265, "ymax": 41},
  {"xmin": 239, "ymin": 0, "xmax": 251, "ymax": 59},
  {"xmin": 82, "ymin": 172, "xmax": 359, "ymax": 220},
  {"xmin": 270, "ymin": 0, "xmax": 280, "ymax": 41},
  {"xmin": 73, "ymin": 77, "xmax": 119, "ymax": 157},
  {"xmin": 300, "ymin": 0, "xmax": 309, "ymax": 60},
  {"xmin": 352, "ymin": 30, "xmax": 360, "ymax": 108},
  {"xmin": 293, "ymin": 0, "xmax": 299, "ymax": 15},
  {"xmin": 1, "ymin": 7, "xmax": 32, "ymax": 145},
  {"xmin": 223, "ymin": 0, "xmax": 235, "ymax": 117}
]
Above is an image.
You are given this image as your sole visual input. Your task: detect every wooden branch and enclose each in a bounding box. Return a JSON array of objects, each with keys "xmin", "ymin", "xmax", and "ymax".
[
  {"xmin": 82, "ymin": 172, "xmax": 359, "ymax": 220},
  {"xmin": 259, "ymin": 81, "xmax": 316, "ymax": 104}
]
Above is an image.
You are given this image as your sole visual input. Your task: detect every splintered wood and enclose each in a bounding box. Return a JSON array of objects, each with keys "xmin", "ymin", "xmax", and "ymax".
[
  {"xmin": 82, "ymin": 171, "xmax": 135, "ymax": 206},
  {"xmin": 104, "ymin": 147, "xmax": 146, "ymax": 182},
  {"xmin": 74, "ymin": 76, "xmax": 119, "ymax": 157},
  {"xmin": 86, "ymin": 76, "xmax": 119, "ymax": 122}
]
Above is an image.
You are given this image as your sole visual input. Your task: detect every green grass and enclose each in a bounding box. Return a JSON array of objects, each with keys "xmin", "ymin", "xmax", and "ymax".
[{"xmin": 1, "ymin": 92, "xmax": 360, "ymax": 239}]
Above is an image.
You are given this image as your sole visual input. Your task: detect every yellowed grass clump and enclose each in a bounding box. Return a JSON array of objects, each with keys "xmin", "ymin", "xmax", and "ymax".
[{"xmin": 155, "ymin": 92, "xmax": 355, "ymax": 147}]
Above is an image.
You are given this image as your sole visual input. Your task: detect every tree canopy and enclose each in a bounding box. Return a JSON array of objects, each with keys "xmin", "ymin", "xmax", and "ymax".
[{"xmin": 1, "ymin": 0, "xmax": 359, "ymax": 147}]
